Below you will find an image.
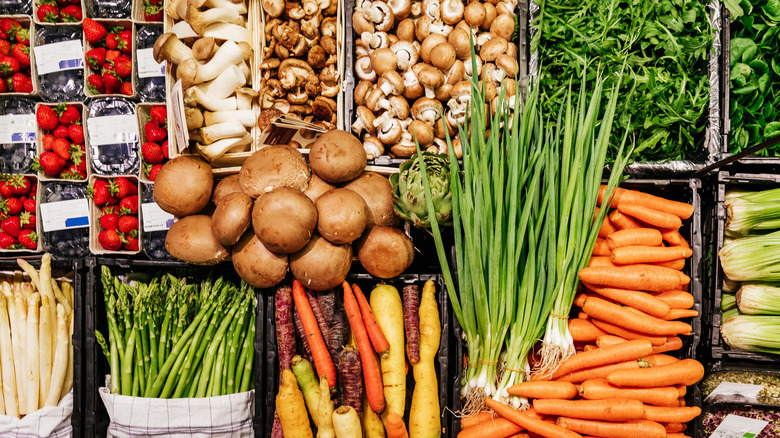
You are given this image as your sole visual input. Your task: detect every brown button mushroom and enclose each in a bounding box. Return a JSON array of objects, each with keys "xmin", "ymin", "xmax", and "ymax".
[
  {"xmin": 440, "ymin": 0, "xmax": 464, "ymax": 24},
  {"xmin": 419, "ymin": 33, "xmax": 447, "ymax": 64},
  {"xmin": 376, "ymin": 117, "xmax": 403, "ymax": 145},
  {"xmin": 388, "ymin": 0, "xmax": 411, "ymax": 21},
  {"xmin": 396, "ymin": 18, "xmax": 415, "ymax": 41},
  {"xmin": 481, "ymin": 2, "xmax": 497, "ymax": 30},
  {"xmin": 403, "ymin": 70, "xmax": 424, "ymax": 99},
  {"xmin": 378, "ymin": 70, "xmax": 405, "ymax": 95},
  {"xmin": 445, "ymin": 59, "xmax": 465, "ymax": 85},
  {"xmin": 352, "ymin": 105, "xmax": 377, "ymax": 135},
  {"xmin": 390, "ymin": 40, "xmax": 419, "ymax": 71},
  {"xmin": 411, "ymin": 97, "xmax": 444, "ymax": 123},
  {"xmin": 408, "ymin": 120, "xmax": 434, "ymax": 147},
  {"xmin": 370, "ymin": 47, "xmax": 398, "ymax": 76},
  {"xmin": 355, "ymin": 56, "xmax": 377, "ymax": 81},
  {"xmin": 366, "ymin": 1, "xmax": 395, "ymax": 32},
  {"xmin": 464, "ymin": 1, "xmax": 486, "ymax": 27},
  {"xmin": 414, "ymin": 63, "xmax": 446, "ymax": 97},
  {"xmin": 363, "ymin": 135, "xmax": 385, "ymax": 159},
  {"xmin": 431, "ymin": 42, "xmax": 457, "ymax": 70},
  {"xmin": 491, "ymin": 13, "xmax": 514, "ymax": 40},
  {"xmin": 495, "ymin": 53, "xmax": 519, "ymax": 78},
  {"xmin": 309, "ymin": 130, "xmax": 367, "ymax": 183},
  {"xmin": 388, "ymin": 95, "xmax": 410, "ymax": 119},
  {"xmin": 448, "ymin": 28, "xmax": 471, "ymax": 60},
  {"xmin": 480, "ymin": 37, "xmax": 508, "ymax": 62}
]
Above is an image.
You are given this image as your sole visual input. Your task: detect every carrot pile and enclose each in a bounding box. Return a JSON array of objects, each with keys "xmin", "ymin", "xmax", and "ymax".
[{"xmin": 458, "ymin": 186, "xmax": 705, "ymax": 438}]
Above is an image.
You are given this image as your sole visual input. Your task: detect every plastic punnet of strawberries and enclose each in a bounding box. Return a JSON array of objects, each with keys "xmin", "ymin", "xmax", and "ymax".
[
  {"xmin": 142, "ymin": 105, "xmax": 168, "ymax": 181},
  {"xmin": 33, "ymin": 103, "xmax": 87, "ymax": 180},
  {"xmin": 83, "ymin": 18, "xmax": 133, "ymax": 96},
  {"xmin": 36, "ymin": 0, "xmax": 83, "ymax": 23},
  {"xmin": 143, "ymin": 0, "xmax": 163, "ymax": 21},
  {"xmin": 0, "ymin": 19, "xmax": 33, "ymax": 93},
  {"xmin": 88, "ymin": 176, "xmax": 139, "ymax": 251},
  {"xmin": 0, "ymin": 174, "xmax": 38, "ymax": 250}
]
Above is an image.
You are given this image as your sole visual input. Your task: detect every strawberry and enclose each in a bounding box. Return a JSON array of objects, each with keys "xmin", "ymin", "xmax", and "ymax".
[
  {"xmin": 60, "ymin": 164, "xmax": 85, "ymax": 179},
  {"xmin": 1, "ymin": 216, "xmax": 21, "ymax": 237},
  {"xmin": 102, "ymin": 70, "xmax": 120, "ymax": 94},
  {"xmin": 122, "ymin": 235, "xmax": 139, "ymax": 251},
  {"xmin": 110, "ymin": 177, "xmax": 137, "ymax": 198},
  {"xmin": 85, "ymin": 47, "xmax": 105, "ymax": 71},
  {"xmin": 20, "ymin": 211, "xmax": 35, "ymax": 229},
  {"xmin": 36, "ymin": 4, "xmax": 60, "ymax": 23},
  {"xmin": 82, "ymin": 18, "xmax": 106, "ymax": 44},
  {"xmin": 0, "ymin": 179, "xmax": 11, "ymax": 198},
  {"xmin": 118, "ymin": 29, "xmax": 132, "ymax": 54},
  {"xmin": 105, "ymin": 49, "xmax": 120, "ymax": 62},
  {"xmin": 9, "ymin": 73, "xmax": 31, "ymax": 93},
  {"xmin": 120, "ymin": 81, "xmax": 133, "ymax": 96},
  {"xmin": 161, "ymin": 140, "xmax": 169, "ymax": 159},
  {"xmin": 144, "ymin": 3, "xmax": 163, "ymax": 21},
  {"xmin": 0, "ymin": 79, "xmax": 7, "ymax": 92},
  {"xmin": 0, "ymin": 40, "xmax": 10, "ymax": 56},
  {"xmin": 52, "ymin": 137, "xmax": 71, "ymax": 160},
  {"xmin": 8, "ymin": 175, "xmax": 30, "ymax": 196},
  {"xmin": 36, "ymin": 105, "xmax": 59, "ymax": 131},
  {"xmin": 13, "ymin": 28, "xmax": 28, "ymax": 44},
  {"xmin": 0, "ymin": 197, "xmax": 22, "ymax": 215},
  {"xmin": 0, "ymin": 54, "xmax": 19, "ymax": 77},
  {"xmin": 101, "ymin": 205, "xmax": 117, "ymax": 215},
  {"xmin": 148, "ymin": 163, "xmax": 163, "ymax": 181},
  {"xmin": 23, "ymin": 197, "xmax": 35, "ymax": 213},
  {"xmin": 87, "ymin": 74, "xmax": 104, "ymax": 94},
  {"xmin": 98, "ymin": 229, "xmax": 122, "ymax": 251},
  {"xmin": 144, "ymin": 121, "xmax": 167, "ymax": 143},
  {"xmin": 41, "ymin": 134, "xmax": 55, "ymax": 151},
  {"xmin": 32, "ymin": 151, "xmax": 67, "ymax": 176},
  {"xmin": 57, "ymin": 103, "xmax": 80, "ymax": 125},
  {"xmin": 119, "ymin": 195, "xmax": 138, "ymax": 215},
  {"xmin": 105, "ymin": 32, "xmax": 119, "ymax": 50},
  {"xmin": 0, "ymin": 19, "xmax": 21, "ymax": 39},
  {"xmin": 149, "ymin": 106, "xmax": 167, "ymax": 127},
  {"xmin": 17, "ymin": 229, "xmax": 36, "ymax": 249},
  {"xmin": 60, "ymin": 4, "xmax": 82, "ymax": 22},
  {"xmin": 11, "ymin": 43, "xmax": 29, "ymax": 67},
  {"xmin": 68, "ymin": 124, "xmax": 84, "ymax": 144},
  {"xmin": 71, "ymin": 143, "xmax": 86, "ymax": 171},
  {"xmin": 28, "ymin": 182, "xmax": 36, "ymax": 200},
  {"xmin": 100, "ymin": 212, "xmax": 118, "ymax": 231},
  {"xmin": 142, "ymin": 142, "xmax": 164, "ymax": 164},
  {"xmin": 53, "ymin": 124, "xmax": 69, "ymax": 138},
  {"xmin": 114, "ymin": 55, "xmax": 131, "ymax": 78},
  {"xmin": 0, "ymin": 232, "xmax": 16, "ymax": 249},
  {"xmin": 117, "ymin": 215, "xmax": 138, "ymax": 234},
  {"xmin": 87, "ymin": 180, "xmax": 116, "ymax": 206}
]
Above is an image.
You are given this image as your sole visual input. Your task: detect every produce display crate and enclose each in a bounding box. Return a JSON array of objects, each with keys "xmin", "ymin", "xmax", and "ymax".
[
  {"xmin": 709, "ymin": 170, "xmax": 780, "ymax": 363},
  {"xmin": 87, "ymin": 174, "xmax": 141, "ymax": 255},
  {"xmin": 0, "ymin": 173, "xmax": 44, "ymax": 253},
  {"xmin": 82, "ymin": 257, "xmax": 264, "ymax": 438},
  {"xmin": 448, "ymin": 178, "xmax": 705, "ymax": 436},
  {"xmin": 83, "ymin": 19, "xmax": 136, "ymax": 99},
  {"xmin": 136, "ymin": 102, "xmax": 165, "ymax": 183},
  {"xmin": 0, "ymin": 15, "xmax": 40, "ymax": 97},
  {"xmin": 132, "ymin": 0, "xmax": 161, "ymax": 24},
  {"xmin": 262, "ymin": 273, "xmax": 455, "ymax": 437},
  {"xmin": 35, "ymin": 102, "xmax": 91, "ymax": 182},
  {"xmin": 33, "ymin": 0, "xmax": 85, "ymax": 25}
]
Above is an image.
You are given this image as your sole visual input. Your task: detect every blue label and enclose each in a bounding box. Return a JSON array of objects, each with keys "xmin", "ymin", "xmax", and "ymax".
[
  {"xmin": 65, "ymin": 216, "xmax": 89, "ymax": 227},
  {"xmin": 59, "ymin": 59, "xmax": 82, "ymax": 69}
]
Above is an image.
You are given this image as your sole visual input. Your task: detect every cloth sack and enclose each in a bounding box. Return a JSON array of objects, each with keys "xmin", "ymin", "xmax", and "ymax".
[{"xmin": 0, "ymin": 390, "xmax": 73, "ymax": 437}]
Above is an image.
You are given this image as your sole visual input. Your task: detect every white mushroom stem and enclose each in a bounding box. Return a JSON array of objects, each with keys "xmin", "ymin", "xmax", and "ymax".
[
  {"xmin": 237, "ymin": 60, "xmax": 251, "ymax": 81},
  {"xmin": 363, "ymin": 137, "xmax": 384, "ymax": 159},
  {"xmin": 429, "ymin": 22, "xmax": 453, "ymax": 36},
  {"xmin": 197, "ymin": 133, "xmax": 252, "ymax": 161},
  {"xmin": 403, "ymin": 69, "xmax": 418, "ymax": 88},
  {"xmin": 200, "ymin": 121, "xmax": 248, "ymax": 144},
  {"xmin": 351, "ymin": 117, "xmax": 370, "ymax": 135},
  {"xmin": 476, "ymin": 32, "xmax": 491, "ymax": 47},
  {"xmin": 185, "ymin": 87, "xmax": 238, "ymax": 111},
  {"xmin": 203, "ymin": 23, "xmax": 252, "ymax": 43},
  {"xmin": 170, "ymin": 21, "xmax": 199, "ymax": 39},
  {"xmin": 423, "ymin": 85, "xmax": 436, "ymax": 98},
  {"xmin": 464, "ymin": 56, "xmax": 482, "ymax": 78},
  {"xmin": 373, "ymin": 110, "xmax": 395, "ymax": 129},
  {"xmin": 236, "ymin": 88, "xmax": 258, "ymax": 110},
  {"xmin": 205, "ymin": 0, "xmax": 247, "ymax": 12},
  {"xmin": 194, "ymin": 65, "xmax": 246, "ymax": 100},
  {"xmin": 194, "ymin": 40, "xmax": 245, "ymax": 84},
  {"xmin": 188, "ymin": 6, "xmax": 242, "ymax": 35},
  {"xmin": 204, "ymin": 109, "xmax": 257, "ymax": 127}
]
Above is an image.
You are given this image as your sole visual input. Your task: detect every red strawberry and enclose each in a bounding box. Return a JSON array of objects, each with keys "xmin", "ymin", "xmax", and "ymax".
[
  {"xmin": 102, "ymin": 71, "xmax": 120, "ymax": 94},
  {"xmin": 17, "ymin": 229, "xmax": 36, "ymax": 249},
  {"xmin": 11, "ymin": 44, "xmax": 29, "ymax": 67},
  {"xmin": 110, "ymin": 177, "xmax": 137, "ymax": 198},
  {"xmin": 87, "ymin": 180, "xmax": 116, "ymax": 206},
  {"xmin": 148, "ymin": 163, "xmax": 163, "ymax": 181},
  {"xmin": 68, "ymin": 124, "xmax": 84, "ymax": 144},
  {"xmin": 9, "ymin": 73, "xmax": 31, "ymax": 92},
  {"xmin": 36, "ymin": 105, "xmax": 59, "ymax": 131},
  {"xmin": 0, "ymin": 232, "xmax": 16, "ymax": 249},
  {"xmin": 105, "ymin": 49, "xmax": 120, "ymax": 62},
  {"xmin": 0, "ymin": 19, "xmax": 21, "ymax": 40},
  {"xmin": 8, "ymin": 175, "xmax": 30, "ymax": 196},
  {"xmin": 23, "ymin": 197, "xmax": 35, "ymax": 213},
  {"xmin": 144, "ymin": 121, "xmax": 166, "ymax": 143},
  {"xmin": 85, "ymin": 47, "xmax": 105, "ymax": 71},
  {"xmin": 114, "ymin": 55, "xmax": 131, "ymax": 78},
  {"xmin": 0, "ymin": 179, "xmax": 12, "ymax": 198},
  {"xmin": 144, "ymin": 3, "xmax": 163, "ymax": 21},
  {"xmin": 87, "ymin": 74, "xmax": 104, "ymax": 94},
  {"xmin": 13, "ymin": 28, "xmax": 29, "ymax": 44},
  {"xmin": 117, "ymin": 215, "xmax": 138, "ymax": 234},
  {"xmin": 122, "ymin": 235, "xmax": 139, "ymax": 251},
  {"xmin": 0, "ymin": 79, "xmax": 7, "ymax": 92},
  {"xmin": 141, "ymin": 142, "xmax": 163, "ymax": 164},
  {"xmin": 82, "ymin": 18, "xmax": 106, "ymax": 44},
  {"xmin": 161, "ymin": 140, "xmax": 169, "ymax": 159},
  {"xmin": 36, "ymin": 4, "xmax": 60, "ymax": 23},
  {"xmin": 100, "ymin": 212, "xmax": 118, "ymax": 230},
  {"xmin": 42, "ymin": 133, "xmax": 55, "ymax": 150},
  {"xmin": 101, "ymin": 205, "xmax": 117, "ymax": 215},
  {"xmin": 98, "ymin": 229, "xmax": 122, "ymax": 251},
  {"xmin": 119, "ymin": 195, "xmax": 138, "ymax": 215},
  {"xmin": 120, "ymin": 81, "xmax": 133, "ymax": 96},
  {"xmin": 57, "ymin": 103, "xmax": 80, "ymax": 125},
  {"xmin": 0, "ymin": 197, "xmax": 22, "ymax": 215},
  {"xmin": 105, "ymin": 32, "xmax": 119, "ymax": 50},
  {"xmin": 60, "ymin": 164, "xmax": 86, "ymax": 180},
  {"xmin": 71, "ymin": 143, "xmax": 86, "ymax": 171},
  {"xmin": 1, "ymin": 216, "xmax": 21, "ymax": 237},
  {"xmin": 52, "ymin": 137, "xmax": 71, "ymax": 160},
  {"xmin": 20, "ymin": 211, "xmax": 35, "ymax": 229},
  {"xmin": 60, "ymin": 4, "xmax": 82, "ymax": 22},
  {"xmin": 28, "ymin": 182, "xmax": 36, "ymax": 200},
  {"xmin": 118, "ymin": 29, "xmax": 132, "ymax": 54},
  {"xmin": 32, "ymin": 151, "xmax": 67, "ymax": 176},
  {"xmin": 0, "ymin": 40, "xmax": 11, "ymax": 56},
  {"xmin": 0, "ymin": 54, "xmax": 19, "ymax": 77},
  {"xmin": 53, "ymin": 125, "xmax": 69, "ymax": 138},
  {"xmin": 149, "ymin": 106, "xmax": 167, "ymax": 127}
]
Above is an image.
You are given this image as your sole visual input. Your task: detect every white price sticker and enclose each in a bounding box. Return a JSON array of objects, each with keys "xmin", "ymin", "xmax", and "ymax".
[
  {"xmin": 40, "ymin": 198, "xmax": 90, "ymax": 232},
  {"xmin": 711, "ymin": 414, "xmax": 769, "ymax": 438},
  {"xmin": 0, "ymin": 114, "xmax": 36, "ymax": 144},
  {"xmin": 706, "ymin": 382, "xmax": 765, "ymax": 404},
  {"xmin": 141, "ymin": 202, "xmax": 174, "ymax": 232},
  {"xmin": 170, "ymin": 80, "xmax": 189, "ymax": 152},
  {"xmin": 34, "ymin": 40, "xmax": 84, "ymax": 75},
  {"xmin": 87, "ymin": 115, "xmax": 139, "ymax": 147},
  {"xmin": 136, "ymin": 48, "xmax": 165, "ymax": 78}
]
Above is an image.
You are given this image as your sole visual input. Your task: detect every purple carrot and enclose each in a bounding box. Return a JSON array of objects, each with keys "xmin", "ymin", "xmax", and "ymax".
[
  {"xmin": 327, "ymin": 301, "xmax": 348, "ymax": 363},
  {"xmin": 403, "ymin": 284, "xmax": 421, "ymax": 365},
  {"xmin": 306, "ymin": 288, "xmax": 331, "ymax": 347},
  {"xmin": 293, "ymin": 306, "xmax": 313, "ymax": 362},
  {"xmin": 317, "ymin": 288, "xmax": 336, "ymax": 327},
  {"xmin": 271, "ymin": 413, "xmax": 283, "ymax": 438},
  {"xmin": 275, "ymin": 286, "xmax": 296, "ymax": 371},
  {"xmin": 338, "ymin": 346, "xmax": 364, "ymax": 419}
]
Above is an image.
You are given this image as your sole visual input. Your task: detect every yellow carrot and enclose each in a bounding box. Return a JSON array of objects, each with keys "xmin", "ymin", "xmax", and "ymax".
[
  {"xmin": 409, "ymin": 280, "xmax": 441, "ymax": 437},
  {"xmin": 370, "ymin": 285, "xmax": 406, "ymax": 421},
  {"xmin": 316, "ymin": 376, "xmax": 335, "ymax": 438},
  {"xmin": 277, "ymin": 369, "xmax": 313, "ymax": 438},
  {"xmin": 333, "ymin": 406, "xmax": 363, "ymax": 438}
]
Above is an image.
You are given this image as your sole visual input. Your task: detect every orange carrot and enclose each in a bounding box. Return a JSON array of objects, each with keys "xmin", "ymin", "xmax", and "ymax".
[
  {"xmin": 599, "ymin": 186, "xmax": 694, "ymax": 220},
  {"xmin": 661, "ymin": 309, "xmax": 699, "ymax": 320},
  {"xmin": 644, "ymin": 354, "xmax": 679, "ymax": 367},
  {"xmin": 292, "ymin": 279, "xmax": 337, "ymax": 389},
  {"xmin": 618, "ymin": 204, "xmax": 682, "ymax": 229},
  {"xmin": 595, "ymin": 335, "xmax": 628, "ymax": 348},
  {"xmin": 610, "ymin": 246, "xmax": 692, "ymax": 265},
  {"xmin": 595, "ymin": 208, "xmax": 617, "ymax": 238},
  {"xmin": 550, "ymin": 339, "xmax": 653, "ymax": 380},
  {"xmin": 506, "ymin": 381, "xmax": 579, "ymax": 399},
  {"xmin": 666, "ymin": 434, "xmax": 692, "ymax": 438},
  {"xmin": 578, "ymin": 265, "xmax": 689, "ymax": 292},
  {"xmin": 461, "ymin": 411, "xmax": 495, "ymax": 429},
  {"xmin": 653, "ymin": 259, "xmax": 686, "ymax": 270},
  {"xmin": 587, "ymin": 257, "xmax": 616, "ymax": 268},
  {"xmin": 577, "ymin": 312, "xmax": 589, "ymax": 319},
  {"xmin": 642, "ymin": 406, "xmax": 701, "ymax": 423},
  {"xmin": 583, "ymin": 345, "xmax": 598, "ymax": 352},
  {"xmin": 505, "ymin": 434, "xmax": 530, "ymax": 438},
  {"xmin": 342, "ymin": 281, "xmax": 386, "ymax": 413},
  {"xmin": 661, "ymin": 229, "xmax": 690, "ymax": 248},
  {"xmin": 677, "ymin": 398, "xmax": 687, "ymax": 407},
  {"xmin": 351, "ymin": 284, "xmax": 391, "ymax": 356},
  {"xmin": 609, "ymin": 210, "xmax": 642, "ymax": 230},
  {"xmin": 555, "ymin": 359, "xmax": 640, "ymax": 383},
  {"xmin": 485, "ymin": 400, "xmax": 583, "ymax": 438},
  {"xmin": 606, "ymin": 228, "xmax": 663, "ymax": 249},
  {"xmin": 675, "ymin": 385, "xmax": 687, "ymax": 397},
  {"xmin": 653, "ymin": 291, "xmax": 694, "ymax": 309},
  {"xmin": 583, "ymin": 284, "xmax": 671, "ymax": 319},
  {"xmin": 592, "ymin": 238, "xmax": 611, "ymax": 256},
  {"xmin": 651, "ymin": 336, "xmax": 683, "ymax": 354},
  {"xmin": 589, "ymin": 318, "xmax": 667, "ymax": 346},
  {"xmin": 534, "ymin": 398, "xmax": 644, "ymax": 421},
  {"xmin": 569, "ymin": 318, "xmax": 607, "ymax": 342},
  {"xmin": 577, "ymin": 295, "xmax": 692, "ymax": 336},
  {"xmin": 664, "ymin": 422, "xmax": 686, "ymax": 433},
  {"xmin": 607, "ymin": 359, "xmax": 705, "ymax": 387},
  {"xmin": 579, "ymin": 378, "xmax": 680, "ymax": 406},
  {"xmin": 386, "ymin": 412, "xmax": 409, "ymax": 438},
  {"xmin": 557, "ymin": 417, "xmax": 666, "ymax": 438},
  {"xmin": 456, "ymin": 418, "xmax": 525, "ymax": 438}
]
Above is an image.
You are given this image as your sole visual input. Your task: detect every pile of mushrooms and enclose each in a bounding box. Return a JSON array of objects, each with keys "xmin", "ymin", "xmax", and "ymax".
[
  {"xmin": 351, "ymin": 0, "xmax": 519, "ymax": 159},
  {"xmin": 257, "ymin": 0, "xmax": 341, "ymax": 128},
  {"xmin": 154, "ymin": 0, "xmax": 257, "ymax": 163}
]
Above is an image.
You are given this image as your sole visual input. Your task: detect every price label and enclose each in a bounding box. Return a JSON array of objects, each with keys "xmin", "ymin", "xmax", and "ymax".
[
  {"xmin": 34, "ymin": 40, "xmax": 84, "ymax": 75},
  {"xmin": 170, "ymin": 80, "xmax": 189, "ymax": 153},
  {"xmin": 141, "ymin": 202, "xmax": 175, "ymax": 232},
  {"xmin": 136, "ymin": 48, "xmax": 165, "ymax": 78},
  {"xmin": 706, "ymin": 382, "xmax": 764, "ymax": 404},
  {"xmin": 0, "ymin": 114, "xmax": 36, "ymax": 143},
  {"xmin": 711, "ymin": 414, "xmax": 769, "ymax": 438},
  {"xmin": 87, "ymin": 115, "xmax": 138, "ymax": 147},
  {"xmin": 40, "ymin": 199, "xmax": 90, "ymax": 232}
]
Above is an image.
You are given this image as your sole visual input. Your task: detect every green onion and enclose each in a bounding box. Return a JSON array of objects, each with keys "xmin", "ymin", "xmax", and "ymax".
[
  {"xmin": 720, "ymin": 230, "xmax": 780, "ymax": 282},
  {"xmin": 726, "ymin": 187, "xmax": 780, "ymax": 236},
  {"xmin": 737, "ymin": 283, "xmax": 780, "ymax": 315},
  {"xmin": 721, "ymin": 315, "xmax": 780, "ymax": 354}
]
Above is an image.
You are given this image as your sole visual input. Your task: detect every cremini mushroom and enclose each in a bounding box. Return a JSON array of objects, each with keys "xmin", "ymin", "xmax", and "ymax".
[
  {"xmin": 481, "ymin": 2, "xmax": 497, "ymax": 30},
  {"xmin": 411, "ymin": 97, "xmax": 443, "ymax": 124},
  {"xmin": 408, "ymin": 119, "xmax": 434, "ymax": 146},
  {"xmin": 388, "ymin": 0, "xmax": 411, "ymax": 21},
  {"xmin": 377, "ymin": 70, "xmax": 404, "ymax": 95},
  {"xmin": 403, "ymin": 69, "xmax": 424, "ymax": 99},
  {"xmin": 448, "ymin": 28, "xmax": 471, "ymax": 59},
  {"xmin": 390, "ymin": 132, "xmax": 416, "ymax": 157},
  {"xmin": 376, "ymin": 116, "xmax": 403, "ymax": 144},
  {"xmin": 369, "ymin": 47, "xmax": 398, "ymax": 77},
  {"xmin": 356, "ymin": 55, "xmax": 377, "ymax": 81},
  {"xmin": 419, "ymin": 33, "xmax": 447, "ymax": 63},
  {"xmin": 413, "ymin": 63, "xmax": 445, "ymax": 97},
  {"xmin": 354, "ymin": 80, "xmax": 374, "ymax": 106},
  {"xmin": 391, "ymin": 40, "xmax": 418, "ymax": 70},
  {"xmin": 431, "ymin": 42, "xmax": 456, "ymax": 70},
  {"xmin": 490, "ymin": 13, "xmax": 514, "ymax": 40},
  {"xmin": 480, "ymin": 36, "xmax": 507, "ymax": 62},
  {"xmin": 495, "ymin": 53, "xmax": 518, "ymax": 78},
  {"xmin": 365, "ymin": 1, "xmax": 395, "ymax": 32},
  {"xmin": 363, "ymin": 135, "xmax": 385, "ymax": 159},
  {"xmin": 353, "ymin": 9, "xmax": 375, "ymax": 34},
  {"xmin": 464, "ymin": 1, "xmax": 486, "ymax": 27},
  {"xmin": 396, "ymin": 18, "xmax": 415, "ymax": 41},
  {"xmin": 352, "ymin": 106, "xmax": 377, "ymax": 135}
]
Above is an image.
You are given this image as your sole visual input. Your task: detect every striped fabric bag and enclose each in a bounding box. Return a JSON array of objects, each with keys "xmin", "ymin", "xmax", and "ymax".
[{"xmin": 0, "ymin": 391, "xmax": 73, "ymax": 437}]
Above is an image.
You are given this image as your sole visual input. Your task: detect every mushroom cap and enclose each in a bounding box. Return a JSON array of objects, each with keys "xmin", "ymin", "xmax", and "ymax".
[
  {"xmin": 480, "ymin": 37, "xmax": 508, "ymax": 62},
  {"xmin": 366, "ymin": 87, "xmax": 386, "ymax": 111},
  {"xmin": 464, "ymin": 1, "xmax": 486, "ymax": 27},
  {"xmin": 396, "ymin": 18, "xmax": 415, "ymax": 41},
  {"xmin": 353, "ymin": 105, "xmax": 377, "ymax": 135},
  {"xmin": 309, "ymin": 130, "xmax": 367, "ymax": 182},
  {"xmin": 415, "ymin": 64, "xmax": 445, "ymax": 88},
  {"xmin": 377, "ymin": 118, "xmax": 403, "ymax": 144},
  {"xmin": 380, "ymin": 70, "xmax": 405, "ymax": 94},
  {"xmin": 239, "ymin": 144, "xmax": 311, "ymax": 198},
  {"xmin": 481, "ymin": 2, "xmax": 497, "ymax": 29},
  {"xmin": 391, "ymin": 40, "xmax": 419, "ymax": 71},
  {"xmin": 354, "ymin": 81, "xmax": 374, "ymax": 106},
  {"xmin": 370, "ymin": 47, "xmax": 398, "ymax": 77},
  {"xmin": 388, "ymin": 0, "xmax": 412, "ymax": 20},
  {"xmin": 448, "ymin": 28, "xmax": 471, "ymax": 60},
  {"xmin": 420, "ymin": 33, "xmax": 447, "ymax": 64},
  {"xmin": 440, "ymin": 0, "xmax": 465, "ymax": 25},
  {"xmin": 445, "ymin": 59, "xmax": 466, "ymax": 85},
  {"xmin": 491, "ymin": 13, "xmax": 515, "ymax": 40},
  {"xmin": 389, "ymin": 95, "xmax": 410, "ymax": 119},
  {"xmin": 409, "ymin": 120, "xmax": 434, "ymax": 146},
  {"xmin": 431, "ymin": 42, "xmax": 457, "ymax": 70},
  {"xmin": 450, "ymin": 80, "xmax": 471, "ymax": 98},
  {"xmin": 496, "ymin": 53, "xmax": 519, "ymax": 77},
  {"xmin": 434, "ymin": 83, "xmax": 452, "ymax": 101},
  {"xmin": 411, "ymin": 97, "xmax": 444, "ymax": 122}
]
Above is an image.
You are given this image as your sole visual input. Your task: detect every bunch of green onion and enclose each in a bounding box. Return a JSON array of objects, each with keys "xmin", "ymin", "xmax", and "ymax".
[{"xmin": 95, "ymin": 266, "xmax": 256, "ymax": 398}]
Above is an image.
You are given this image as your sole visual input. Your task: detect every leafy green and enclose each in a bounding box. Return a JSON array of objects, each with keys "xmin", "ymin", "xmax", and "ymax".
[{"xmin": 536, "ymin": 0, "xmax": 713, "ymax": 162}]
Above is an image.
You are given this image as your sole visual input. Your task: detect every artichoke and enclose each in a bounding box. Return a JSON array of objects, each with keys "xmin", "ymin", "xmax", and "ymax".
[{"xmin": 390, "ymin": 152, "xmax": 452, "ymax": 228}]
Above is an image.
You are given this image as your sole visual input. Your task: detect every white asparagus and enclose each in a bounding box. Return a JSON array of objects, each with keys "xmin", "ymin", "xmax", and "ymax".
[
  {"xmin": 20, "ymin": 281, "xmax": 31, "ymax": 302},
  {"xmin": 16, "ymin": 259, "xmax": 40, "ymax": 291},
  {"xmin": 39, "ymin": 254, "xmax": 57, "ymax": 357},
  {"xmin": 13, "ymin": 291, "xmax": 27, "ymax": 415},
  {"xmin": 25, "ymin": 293, "xmax": 39, "ymax": 414},
  {"xmin": 46, "ymin": 304, "xmax": 68, "ymax": 407},
  {"xmin": 61, "ymin": 282, "xmax": 74, "ymax": 310},
  {"xmin": 51, "ymin": 280, "xmax": 71, "ymax": 316},
  {"xmin": 2, "ymin": 281, "xmax": 24, "ymax": 414},
  {"xmin": 0, "ymin": 294, "xmax": 18, "ymax": 418},
  {"xmin": 0, "ymin": 361, "xmax": 4, "ymax": 415},
  {"xmin": 60, "ymin": 312, "xmax": 73, "ymax": 400},
  {"xmin": 38, "ymin": 295, "xmax": 52, "ymax": 408}
]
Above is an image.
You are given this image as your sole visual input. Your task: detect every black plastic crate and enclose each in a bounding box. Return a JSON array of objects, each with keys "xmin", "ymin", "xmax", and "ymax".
[
  {"xmin": 82, "ymin": 257, "xmax": 263, "ymax": 438},
  {"xmin": 264, "ymin": 273, "xmax": 454, "ymax": 436},
  {"xmin": 709, "ymin": 171, "xmax": 780, "ymax": 363}
]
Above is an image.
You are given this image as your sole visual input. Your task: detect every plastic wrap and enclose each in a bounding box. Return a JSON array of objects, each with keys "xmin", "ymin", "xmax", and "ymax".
[
  {"xmin": 140, "ymin": 182, "xmax": 174, "ymax": 260},
  {"xmin": 85, "ymin": 0, "xmax": 130, "ymax": 18},
  {"xmin": 35, "ymin": 26, "xmax": 85, "ymax": 102},
  {"xmin": 86, "ymin": 97, "xmax": 140, "ymax": 175},
  {"xmin": 135, "ymin": 24, "xmax": 165, "ymax": 102},
  {"xmin": 0, "ymin": 0, "xmax": 32, "ymax": 15},
  {"xmin": 41, "ymin": 182, "xmax": 90, "ymax": 259},
  {"xmin": 0, "ymin": 97, "xmax": 36, "ymax": 173}
]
